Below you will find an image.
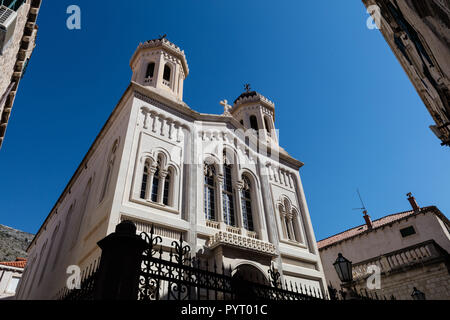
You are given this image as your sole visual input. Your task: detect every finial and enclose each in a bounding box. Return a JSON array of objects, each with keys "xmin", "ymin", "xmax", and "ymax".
[
  {"xmin": 158, "ymin": 34, "xmax": 167, "ymax": 40},
  {"xmin": 244, "ymin": 83, "xmax": 251, "ymax": 92}
]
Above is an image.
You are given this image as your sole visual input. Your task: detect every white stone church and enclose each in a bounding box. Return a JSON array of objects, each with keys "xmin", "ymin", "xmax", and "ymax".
[{"xmin": 15, "ymin": 38, "xmax": 327, "ymax": 299}]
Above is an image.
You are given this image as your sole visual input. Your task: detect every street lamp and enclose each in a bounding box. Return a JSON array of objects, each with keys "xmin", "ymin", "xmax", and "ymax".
[
  {"xmin": 333, "ymin": 253, "xmax": 353, "ymax": 283},
  {"xmin": 411, "ymin": 287, "xmax": 426, "ymax": 300}
]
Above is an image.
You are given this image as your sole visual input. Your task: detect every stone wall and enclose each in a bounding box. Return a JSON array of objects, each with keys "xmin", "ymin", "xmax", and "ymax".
[
  {"xmin": 362, "ymin": 0, "xmax": 450, "ymax": 145},
  {"xmin": 0, "ymin": 0, "xmax": 39, "ymax": 148},
  {"xmin": 353, "ymin": 260, "xmax": 450, "ymax": 300},
  {"xmin": 0, "ymin": 3, "xmax": 30, "ymax": 112}
]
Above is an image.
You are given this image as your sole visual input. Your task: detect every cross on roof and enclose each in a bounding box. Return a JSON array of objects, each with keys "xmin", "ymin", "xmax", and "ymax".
[
  {"xmin": 158, "ymin": 34, "xmax": 167, "ymax": 40},
  {"xmin": 244, "ymin": 84, "xmax": 251, "ymax": 92}
]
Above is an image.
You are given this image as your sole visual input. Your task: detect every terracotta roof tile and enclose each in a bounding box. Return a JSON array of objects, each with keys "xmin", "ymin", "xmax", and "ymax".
[
  {"xmin": 317, "ymin": 207, "xmax": 435, "ymax": 250},
  {"xmin": 0, "ymin": 258, "xmax": 27, "ymax": 269}
]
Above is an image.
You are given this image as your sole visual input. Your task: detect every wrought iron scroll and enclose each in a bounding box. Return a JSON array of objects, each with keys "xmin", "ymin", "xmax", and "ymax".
[{"xmin": 137, "ymin": 225, "xmax": 324, "ymax": 301}]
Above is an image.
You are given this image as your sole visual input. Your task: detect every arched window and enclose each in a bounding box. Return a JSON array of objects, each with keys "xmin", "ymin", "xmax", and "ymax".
[
  {"xmin": 291, "ymin": 209, "xmax": 302, "ymax": 242},
  {"xmin": 222, "ymin": 161, "xmax": 235, "ymax": 226},
  {"xmin": 241, "ymin": 176, "xmax": 254, "ymax": 231},
  {"xmin": 151, "ymin": 162, "xmax": 160, "ymax": 202},
  {"xmin": 279, "ymin": 197, "xmax": 299, "ymax": 242},
  {"xmin": 52, "ymin": 203, "xmax": 74, "ymax": 270},
  {"xmin": 38, "ymin": 222, "xmax": 60, "ymax": 286},
  {"xmin": 100, "ymin": 161, "xmax": 112, "ymax": 201},
  {"xmin": 204, "ymin": 164, "xmax": 216, "ymax": 221},
  {"xmin": 27, "ymin": 240, "xmax": 47, "ymax": 293},
  {"xmin": 163, "ymin": 64, "xmax": 171, "ymax": 82},
  {"xmin": 163, "ymin": 168, "xmax": 171, "ymax": 206},
  {"xmin": 100, "ymin": 140, "xmax": 118, "ymax": 203},
  {"xmin": 250, "ymin": 115, "xmax": 258, "ymax": 131},
  {"xmin": 285, "ymin": 217, "xmax": 294, "ymax": 240},
  {"xmin": 264, "ymin": 117, "xmax": 271, "ymax": 136},
  {"xmin": 140, "ymin": 161, "xmax": 149, "ymax": 199},
  {"xmin": 146, "ymin": 62, "xmax": 155, "ymax": 78},
  {"xmin": 71, "ymin": 179, "xmax": 92, "ymax": 249}
]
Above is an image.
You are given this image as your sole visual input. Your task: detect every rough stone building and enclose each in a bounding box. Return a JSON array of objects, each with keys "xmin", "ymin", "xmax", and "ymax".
[
  {"xmin": 0, "ymin": 0, "xmax": 41, "ymax": 149},
  {"xmin": 362, "ymin": 0, "xmax": 450, "ymax": 146},
  {"xmin": 15, "ymin": 38, "xmax": 328, "ymax": 299},
  {"xmin": 318, "ymin": 194, "xmax": 450, "ymax": 300}
]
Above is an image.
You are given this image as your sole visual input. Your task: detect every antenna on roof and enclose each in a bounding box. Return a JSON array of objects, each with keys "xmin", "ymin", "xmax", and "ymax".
[
  {"xmin": 352, "ymin": 188, "xmax": 367, "ymax": 212},
  {"xmin": 354, "ymin": 188, "xmax": 373, "ymax": 229}
]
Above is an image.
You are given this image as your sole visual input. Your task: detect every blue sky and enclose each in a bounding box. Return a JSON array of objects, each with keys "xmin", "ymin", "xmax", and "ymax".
[{"xmin": 0, "ymin": 0, "xmax": 449, "ymax": 241}]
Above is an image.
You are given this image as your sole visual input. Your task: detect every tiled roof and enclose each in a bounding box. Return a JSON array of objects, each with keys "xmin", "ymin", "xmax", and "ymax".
[
  {"xmin": 0, "ymin": 258, "xmax": 27, "ymax": 269},
  {"xmin": 317, "ymin": 206, "xmax": 436, "ymax": 250}
]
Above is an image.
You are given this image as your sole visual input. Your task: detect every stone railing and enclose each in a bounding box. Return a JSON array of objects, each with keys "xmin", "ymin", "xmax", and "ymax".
[
  {"xmin": 352, "ymin": 240, "xmax": 447, "ymax": 280},
  {"xmin": 247, "ymin": 231, "xmax": 258, "ymax": 239},
  {"xmin": 206, "ymin": 220, "xmax": 220, "ymax": 230},
  {"xmin": 162, "ymin": 79, "xmax": 171, "ymax": 86},
  {"xmin": 144, "ymin": 77, "xmax": 153, "ymax": 84},
  {"xmin": 226, "ymin": 225, "xmax": 242, "ymax": 235},
  {"xmin": 207, "ymin": 231, "xmax": 276, "ymax": 256}
]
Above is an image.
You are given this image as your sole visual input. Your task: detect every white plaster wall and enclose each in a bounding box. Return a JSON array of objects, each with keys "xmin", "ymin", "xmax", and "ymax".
[{"xmin": 16, "ymin": 94, "xmax": 133, "ymax": 300}]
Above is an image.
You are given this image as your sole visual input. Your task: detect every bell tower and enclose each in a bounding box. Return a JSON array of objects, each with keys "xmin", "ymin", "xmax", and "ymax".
[
  {"xmin": 231, "ymin": 84, "xmax": 278, "ymax": 145},
  {"xmin": 130, "ymin": 36, "xmax": 189, "ymax": 102}
]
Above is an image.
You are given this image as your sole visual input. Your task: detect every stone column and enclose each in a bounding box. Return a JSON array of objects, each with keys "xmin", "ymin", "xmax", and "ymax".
[
  {"xmin": 280, "ymin": 212, "xmax": 288, "ymax": 239},
  {"xmin": 145, "ymin": 165, "xmax": 157, "ymax": 201},
  {"xmin": 287, "ymin": 214, "xmax": 296, "ymax": 241},
  {"xmin": 216, "ymin": 174, "xmax": 225, "ymax": 229},
  {"xmin": 234, "ymin": 180, "xmax": 245, "ymax": 236},
  {"xmin": 157, "ymin": 169, "xmax": 168, "ymax": 204}
]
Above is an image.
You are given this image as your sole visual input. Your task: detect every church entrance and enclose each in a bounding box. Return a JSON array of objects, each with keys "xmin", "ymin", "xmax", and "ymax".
[{"xmin": 231, "ymin": 264, "xmax": 268, "ymax": 300}]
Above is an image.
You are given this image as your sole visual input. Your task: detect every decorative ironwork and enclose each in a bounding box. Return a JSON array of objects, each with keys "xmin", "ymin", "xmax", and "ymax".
[
  {"xmin": 137, "ymin": 225, "xmax": 323, "ymax": 301},
  {"xmin": 59, "ymin": 222, "xmax": 326, "ymax": 301}
]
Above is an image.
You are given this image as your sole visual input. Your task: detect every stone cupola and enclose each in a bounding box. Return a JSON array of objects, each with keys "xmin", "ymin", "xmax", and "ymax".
[
  {"xmin": 130, "ymin": 36, "xmax": 189, "ymax": 102},
  {"xmin": 231, "ymin": 85, "xmax": 277, "ymax": 145}
]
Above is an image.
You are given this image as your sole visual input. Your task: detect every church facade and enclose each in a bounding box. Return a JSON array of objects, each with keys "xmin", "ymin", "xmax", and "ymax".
[{"xmin": 15, "ymin": 38, "xmax": 327, "ymax": 299}]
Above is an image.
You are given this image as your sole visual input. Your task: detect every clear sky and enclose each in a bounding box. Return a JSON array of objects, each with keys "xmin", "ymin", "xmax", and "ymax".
[{"xmin": 0, "ymin": 0, "xmax": 449, "ymax": 241}]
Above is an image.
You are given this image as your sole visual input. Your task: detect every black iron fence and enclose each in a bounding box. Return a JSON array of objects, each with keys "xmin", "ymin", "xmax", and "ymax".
[
  {"xmin": 138, "ymin": 226, "xmax": 323, "ymax": 300},
  {"xmin": 59, "ymin": 220, "xmax": 324, "ymax": 301}
]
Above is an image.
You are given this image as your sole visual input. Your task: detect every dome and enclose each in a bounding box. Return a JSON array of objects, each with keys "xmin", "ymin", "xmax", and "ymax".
[{"xmin": 232, "ymin": 86, "xmax": 275, "ymax": 110}]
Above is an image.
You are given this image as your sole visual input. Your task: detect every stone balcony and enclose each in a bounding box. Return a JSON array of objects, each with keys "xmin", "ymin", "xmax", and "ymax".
[
  {"xmin": 352, "ymin": 240, "xmax": 450, "ymax": 281},
  {"xmin": 206, "ymin": 230, "xmax": 277, "ymax": 256}
]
